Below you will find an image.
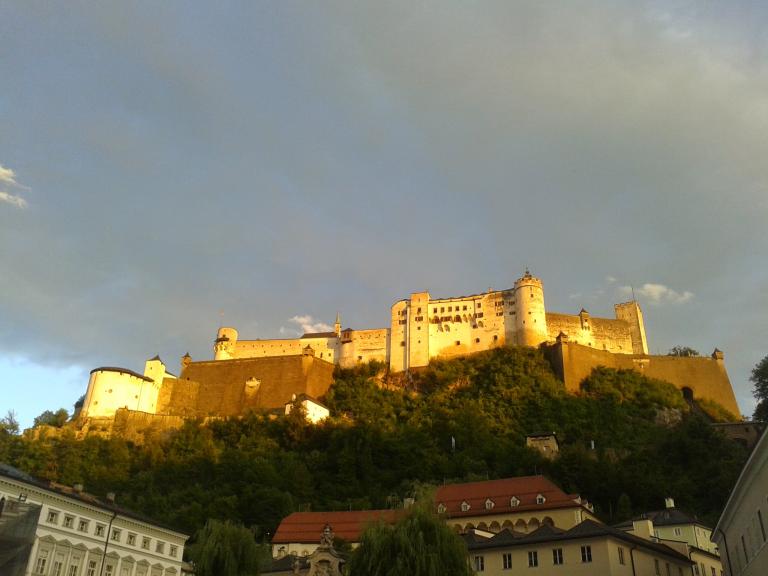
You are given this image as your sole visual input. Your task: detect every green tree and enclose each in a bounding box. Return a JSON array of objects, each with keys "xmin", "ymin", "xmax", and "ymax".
[
  {"xmin": 667, "ymin": 346, "xmax": 700, "ymax": 357},
  {"xmin": 187, "ymin": 519, "xmax": 263, "ymax": 576},
  {"xmin": 0, "ymin": 410, "xmax": 20, "ymax": 435},
  {"xmin": 348, "ymin": 504, "xmax": 473, "ymax": 576},
  {"xmin": 751, "ymin": 355, "xmax": 768, "ymax": 422},
  {"xmin": 33, "ymin": 408, "xmax": 69, "ymax": 428}
]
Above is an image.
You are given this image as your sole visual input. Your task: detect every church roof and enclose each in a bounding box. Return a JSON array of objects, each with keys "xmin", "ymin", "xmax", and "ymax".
[{"xmin": 272, "ymin": 510, "xmax": 401, "ymax": 544}]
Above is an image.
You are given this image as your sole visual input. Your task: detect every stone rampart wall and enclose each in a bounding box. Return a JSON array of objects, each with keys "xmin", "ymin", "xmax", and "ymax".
[{"xmin": 545, "ymin": 342, "xmax": 740, "ymax": 416}]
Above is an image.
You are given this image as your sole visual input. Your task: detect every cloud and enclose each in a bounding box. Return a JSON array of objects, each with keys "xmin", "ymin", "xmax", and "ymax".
[
  {"xmin": 0, "ymin": 191, "xmax": 27, "ymax": 209},
  {"xmin": 0, "ymin": 165, "xmax": 20, "ymax": 187},
  {"xmin": 620, "ymin": 283, "xmax": 694, "ymax": 305},
  {"xmin": 288, "ymin": 315, "xmax": 333, "ymax": 334},
  {"xmin": 0, "ymin": 163, "xmax": 29, "ymax": 208}
]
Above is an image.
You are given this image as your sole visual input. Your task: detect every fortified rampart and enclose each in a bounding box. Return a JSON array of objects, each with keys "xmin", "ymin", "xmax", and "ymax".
[
  {"xmin": 544, "ymin": 340, "xmax": 740, "ymax": 417},
  {"xmin": 158, "ymin": 352, "xmax": 335, "ymax": 418}
]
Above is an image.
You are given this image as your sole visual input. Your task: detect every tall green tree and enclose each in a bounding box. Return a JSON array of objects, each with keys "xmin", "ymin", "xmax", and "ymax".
[
  {"xmin": 187, "ymin": 519, "xmax": 263, "ymax": 576},
  {"xmin": 33, "ymin": 408, "xmax": 69, "ymax": 428},
  {"xmin": 751, "ymin": 354, "xmax": 768, "ymax": 422},
  {"xmin": 347, "ymin": 504, "xmax": 473, "ymax": 576}
]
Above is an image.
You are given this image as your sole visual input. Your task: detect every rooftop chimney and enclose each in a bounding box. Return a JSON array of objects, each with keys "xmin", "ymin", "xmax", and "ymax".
[
  {"xmin": 665, "ymin": 497, "xmax": 675, "ymax": 509},
  {"xmin": 631, "ymin": 518, "xmax": 655, "ymax": 541},
  {"xmin": 73, "ymin": 483, "xmax": 84, "ymax": 493},
  {"xmin": 106, "ymin": 492, "xmax": 116, "ymax": 504}
]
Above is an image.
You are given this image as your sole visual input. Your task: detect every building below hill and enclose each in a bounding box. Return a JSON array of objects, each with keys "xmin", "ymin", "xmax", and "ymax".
[
  {"xmin": 713, "ymin": 425, "xmax": 768, "ymax": 576},
  {"xmin": 434, "ymin": 475, "xmax": 597, "ymax": 534},
  {"xmin": 0, "ymin": 464, "xmax": 189, "ymax": 576},
  {"xmin": 615, "ymin": 498, "xmax": 722, "ymax": 576},
  {"xmin": 464, "ymin": 518, "xmax": 693, "ymax": 575}
]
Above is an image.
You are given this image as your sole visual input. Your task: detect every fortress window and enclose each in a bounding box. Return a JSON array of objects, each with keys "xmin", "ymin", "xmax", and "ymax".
[
  {"xmin": 441, "ymin": 307, "xmax": 444, "ymax": 312},
  {"xmin": 400, "ymin": 341, "xmax": 405, "ymax": 346},
  {"xmin": 475, "ymin": 338, "xmax": 480, "ymax": 343},
  {"xmin": 494, "ymin": 335, "xmax": 499, "ymax": 341},
  {"xmin": 477, "ymin": 303, "xmax": 482, "ymax": 308},
  {"xmin": 448, "ymin": 306, "xmax": 452, "ymax": 311},
  {"xmin": 456, "ymin": 341, "xmax": 461, "ymax": 346},
  {"xmin": 417, "ymin": 307, "xmax": 421, "ymax": 313},
  {"xmin": 463, "ymin": 305, "xmax": 467, "ymax": 310}
]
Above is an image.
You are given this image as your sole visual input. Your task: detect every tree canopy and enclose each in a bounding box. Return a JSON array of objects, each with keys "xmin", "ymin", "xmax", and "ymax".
[
  {"xmin": 0, "ymin": 346, "xmax": 749, "ymax": 547},
  {"xmin": 187, "ymin": 519, "xmax": 264, "ymax": 576},
  {"xmin": 667, "ymin": 346, "xmax": 700, "ymax": 357},
  {"xmin": 33, "ymin": 408, "xmax": 69, "ymax": 428},
  {"xmin": 347, "ymin": 504, "xmax": 472, "ymax": 576},
  {"xmin": 751, "ymin": 354, "xmax": 768, "ymax": 422}
]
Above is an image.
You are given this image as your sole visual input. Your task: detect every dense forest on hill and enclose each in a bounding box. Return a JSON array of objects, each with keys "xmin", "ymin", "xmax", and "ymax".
[{"xmin": 0, "ymin": 347, "xmax": 749, "ymax": 540}]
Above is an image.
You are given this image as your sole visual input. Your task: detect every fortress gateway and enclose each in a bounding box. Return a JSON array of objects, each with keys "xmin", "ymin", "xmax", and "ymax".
[{"xmin": 78, "ymin": 271, "xmax": 740, "ymax": 435}]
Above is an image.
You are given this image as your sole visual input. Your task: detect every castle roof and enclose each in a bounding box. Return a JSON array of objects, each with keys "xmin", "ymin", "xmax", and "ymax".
[
  {"xmin": 272, "ymin": 510, "xmax": 402, "ymax": 544},
  {"xmin": 90, "ymin": 367, "xmax": 153, "ymax": 383},
  {"xmin": 435, "ymin": 475, "xmax": 585, "ymax": 518},
  {"xmin": 301, "ymin": 332, "xmax": 338, "ymax": 339}
]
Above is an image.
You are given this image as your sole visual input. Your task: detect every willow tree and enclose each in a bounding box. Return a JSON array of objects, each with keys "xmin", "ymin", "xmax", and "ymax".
[
  {"xmin": 347, "ymin": 505, "xmax": 472, "ymax": 576},
  {"xmin": 187, "ymin": 519, "xmax": 262, "ymax": 576}
]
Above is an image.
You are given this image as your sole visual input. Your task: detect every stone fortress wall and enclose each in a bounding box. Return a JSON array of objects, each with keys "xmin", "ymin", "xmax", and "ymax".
[{"xmin": 76, "ymin": 270, "xmax": 741, "ymax": 434}]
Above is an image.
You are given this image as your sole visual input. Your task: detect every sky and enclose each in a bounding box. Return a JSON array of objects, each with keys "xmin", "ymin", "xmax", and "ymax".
[{"xmin": 1, "ymin": 1, "xmax": 767, "ymax": 429}]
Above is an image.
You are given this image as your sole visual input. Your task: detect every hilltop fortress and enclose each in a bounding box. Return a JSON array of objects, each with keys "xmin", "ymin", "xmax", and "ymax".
[
  {"xmin": 213, "ymin": 270, "xmax": 648, "ymax": 371},
  {"xmin": 76, "ymin": 271, "xmax": 740, "ymax": 438}
]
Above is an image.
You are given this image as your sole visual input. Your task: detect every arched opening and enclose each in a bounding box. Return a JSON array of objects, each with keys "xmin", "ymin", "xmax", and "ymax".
[
  {"xmin": 528, "ymin": 517, "xmax": 540, "ymax": 531},
  {"xmin": 502, "ymin": 520, "xmax": 513, "ymax": 531},
  {"xmin": 514, "ymin": 519, "xmax": 527, "ymax": 533},
  {"xmin": 465, "ymin": 522, "xmax": 475, "ymax": 532},
  {"xmin": 489, "ymin": 521, "xmax": 501, "ymax": 533},
  {"xmin": 682, "ymin": 387, "xmax": 694, "ymax": 402},
  {"xmin": 542, "ymin": 516, "xmax": 554, "ymax": 527},
  {"xmin": 477, "ymin": 522, "xmax": 489, "ymax": 532},
  {"xmin": 453, "ymin": 524, "xmax": 463, "ymax": 533}
]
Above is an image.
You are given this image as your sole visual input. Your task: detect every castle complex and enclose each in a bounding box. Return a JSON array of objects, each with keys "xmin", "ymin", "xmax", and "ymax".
[
  {"xmin": 213, "ymin": 270, "xmax": 648, "ymax": 371},
  {"xmin": 76, "ymin": 271, "xmax": 741, "ymax": 437}
]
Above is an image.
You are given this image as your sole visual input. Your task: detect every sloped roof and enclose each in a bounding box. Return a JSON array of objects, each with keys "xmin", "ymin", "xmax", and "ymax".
[
  {"xmin": 466, "ymin": 518, "xmax": 691, "ymax": 563},
  {"xmin": 272, "ymin": 510, "xmax": 401, "ymax": 544},
  {"xmin": 301, "ymin": 332, "xmax": 338, "ymax": 339},
  {"xmin": 0, "ymin": 463, "xmax": 187, "ymax": 537},
  {"xmin": 614, "ymin": 508, "xmax": 706, "ymax": 530},
  {"xmin": 435, "ymin": 475, "xmax": 584, "ymax": 518}
]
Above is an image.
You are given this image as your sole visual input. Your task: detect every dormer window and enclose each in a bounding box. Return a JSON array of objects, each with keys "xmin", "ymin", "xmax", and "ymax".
[
  {"xmin": 437, "ymin": 503, "xmax": 447, "ymax": 514},
  {"xmin": 510, "ymin": 497, "xmax": 520, "ymax": 507},
  {"xmin": 536, "ymin": 494, "xmax": 546, "ymax": 504},
  {"xmin": 485, "ymin": 499, "xmax": 495, "ymax": 510},
  {"xmin": 461, "ymin": 501, "xmax": 471, "ymax": 512}
]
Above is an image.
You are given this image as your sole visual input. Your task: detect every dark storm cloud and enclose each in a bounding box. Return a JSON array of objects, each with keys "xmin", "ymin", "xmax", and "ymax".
[{"xmin": 1, "ymin": 1, "xmax": 766, "ymax": 419}]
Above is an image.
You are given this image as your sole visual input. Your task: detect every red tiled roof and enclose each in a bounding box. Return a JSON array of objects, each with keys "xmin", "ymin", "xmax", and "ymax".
[
  {"xmin": 272, "ymin": 510, "xmax": 402, "ymax": 544},
  {"xmin": 435, "ymin": 475, "xmax": 584, "ymax": 518}
]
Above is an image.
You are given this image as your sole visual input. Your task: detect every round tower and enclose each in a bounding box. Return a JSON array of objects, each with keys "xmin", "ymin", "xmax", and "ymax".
[
  {"xmin": 513, "ymin": 269, "xmax": 548, "ymax": 347},
  {"xmin": 214, "ymin": 327, "xmax": 238, "ymax": 360}
]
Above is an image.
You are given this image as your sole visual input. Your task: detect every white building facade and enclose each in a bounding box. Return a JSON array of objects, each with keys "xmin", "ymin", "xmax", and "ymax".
[{"xmin": 0, "ymin": 465, "xmax": 188, "ymax": 576}]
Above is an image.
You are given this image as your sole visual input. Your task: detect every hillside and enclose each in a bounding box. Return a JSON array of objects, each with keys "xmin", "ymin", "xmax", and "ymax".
[{"xmin": 0, "ymin": 346, "xmax": 748, "ymax": 539}]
